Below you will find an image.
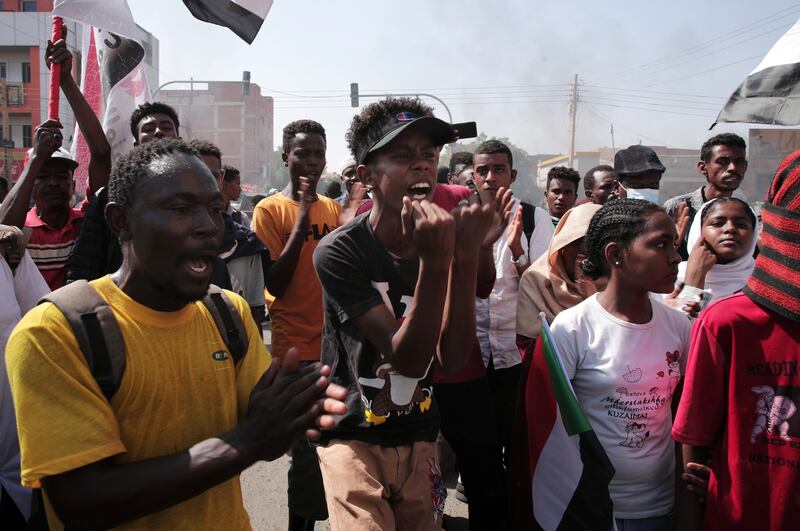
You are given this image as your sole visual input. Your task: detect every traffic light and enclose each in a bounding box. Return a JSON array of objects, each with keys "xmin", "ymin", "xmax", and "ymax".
[{"xmin": 350, "ymin": 82, "xmax": 359, "ymax": 107}]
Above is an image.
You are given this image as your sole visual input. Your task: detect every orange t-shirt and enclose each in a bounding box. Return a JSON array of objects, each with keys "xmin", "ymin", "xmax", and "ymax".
[{"xmin": 252, "ymin": 193, "xmax": 341, "ymax": 360}]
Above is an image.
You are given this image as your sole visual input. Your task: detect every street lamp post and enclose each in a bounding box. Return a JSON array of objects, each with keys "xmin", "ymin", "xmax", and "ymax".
[{"xmin": 349, "ymin": 84, "xmax": 456, "ymax": 157}]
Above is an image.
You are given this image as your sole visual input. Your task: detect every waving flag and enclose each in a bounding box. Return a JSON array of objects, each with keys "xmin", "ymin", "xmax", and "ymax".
[
  {"xmin": 510, "ymin": 315, "xmax": 615, "ymax": 531},
  {"xmin": 713, "ymin": 17, "xmax": 800, "ymax": 127},
  {"xmin": 53, "ymin": 0, "xmax": 151, "ymax": 193},
  {"xmin": 182, "ymin": 0, "xmax": 273, "ymax": 44}
]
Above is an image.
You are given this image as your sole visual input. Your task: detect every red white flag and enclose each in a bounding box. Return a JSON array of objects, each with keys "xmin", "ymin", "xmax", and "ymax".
[{"xmin": 53, "ymin": 0, "xmax": 151, "ymax": 194}]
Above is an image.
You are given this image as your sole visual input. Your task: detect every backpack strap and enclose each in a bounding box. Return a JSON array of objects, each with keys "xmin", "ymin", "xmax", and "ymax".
[
  {"xmin": 202, "ymin": 285, "xmax": 248, "ymax": 366},
  {"xmin": 39, "ymin": 280, "xmax": 126, "ymax": 401},
  {"xmin": 521, "ymin": 202, "xmax": 536, "ymax": 255}
]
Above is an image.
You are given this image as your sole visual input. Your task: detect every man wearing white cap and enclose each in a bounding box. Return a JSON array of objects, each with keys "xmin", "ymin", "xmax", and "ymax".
[
  {"xmin": 337, "ymin": 155, "xmax": 358, "ymax": 206},
  {"xmin": 0, "ymin": 35, "xmax": 110, "ymax": 290}
]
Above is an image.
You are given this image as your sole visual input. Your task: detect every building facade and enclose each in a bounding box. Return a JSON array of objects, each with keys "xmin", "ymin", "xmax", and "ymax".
[
  {"xmin": 160, "ymin": 82, "xmax": 274, "ymax": 192},
  {"xmin": 0, "ymin": 0, "xmax": 159, "ymax": 182}
]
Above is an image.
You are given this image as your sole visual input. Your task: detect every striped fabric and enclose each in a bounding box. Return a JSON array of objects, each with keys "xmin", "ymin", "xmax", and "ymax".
[
  {"xmin": 24, "ymin": 206, "xmax": 85, "ymax": 290},
  {"xmin": 744, "ymin": 149, "xmax": 800, "ymax": 322}
]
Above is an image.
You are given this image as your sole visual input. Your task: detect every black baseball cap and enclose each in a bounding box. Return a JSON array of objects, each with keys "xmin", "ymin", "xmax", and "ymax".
[
  {"xmin": 355, "ymin": 111, "xmax": 477, "ymax": 164},
  {"xmin": 614, "ymin": 145, "xmax": 666, "ymax": 177}
]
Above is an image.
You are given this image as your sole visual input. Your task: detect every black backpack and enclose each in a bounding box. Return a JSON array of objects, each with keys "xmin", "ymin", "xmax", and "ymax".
[{"xmin": 39, "ymin": 280, "xmax": 248, "ymax": 401}]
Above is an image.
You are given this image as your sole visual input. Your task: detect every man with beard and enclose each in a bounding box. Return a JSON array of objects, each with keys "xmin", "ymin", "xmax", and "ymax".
[
  {"xmin": 5, "ymin": 139, "xmax": 347, "ymax": 530},
  {"xmin": 663, "ymin": 133, "xmax": 748, "ymax": 259},
  {"xmin": 583, "ymin": 164, "xmax": 617, "ymax": 205},
  {"xmin": 0, "ymin": 35, "xmax": 110, "ymax": 290}
]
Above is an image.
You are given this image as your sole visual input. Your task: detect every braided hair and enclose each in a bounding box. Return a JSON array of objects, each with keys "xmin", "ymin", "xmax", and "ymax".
[{"xmin": 581, "ymin": 198, "xmax": 665, "ymax": 279}]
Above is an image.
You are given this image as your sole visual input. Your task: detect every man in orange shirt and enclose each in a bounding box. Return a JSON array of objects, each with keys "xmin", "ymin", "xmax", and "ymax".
[{"xmin": 252, "ymin": 119, "xmax": 341, "ymax": 530}]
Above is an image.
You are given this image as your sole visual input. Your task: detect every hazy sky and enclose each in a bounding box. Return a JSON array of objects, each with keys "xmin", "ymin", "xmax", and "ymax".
[{"xmin": 129, "ymin": 0, "xmax": 800, "ymax": 168}]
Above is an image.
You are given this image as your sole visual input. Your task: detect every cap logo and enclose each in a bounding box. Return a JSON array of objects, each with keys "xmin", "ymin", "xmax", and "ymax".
[{"xmin": 395, "ymin": 112, "xmax": 416, "ymax": 122}]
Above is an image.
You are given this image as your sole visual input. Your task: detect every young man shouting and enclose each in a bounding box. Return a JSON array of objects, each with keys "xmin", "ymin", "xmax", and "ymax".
[
  {"xmin": 313, "ymin": 98, "xmax": 501, "ymax": 530},
  {"xmin": 6, "ymin": 139, "xmax": 345, "ymax": 530}
]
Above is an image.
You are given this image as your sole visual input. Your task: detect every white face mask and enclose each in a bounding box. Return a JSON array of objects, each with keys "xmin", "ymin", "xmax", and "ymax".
[{"xmin": 619, "ymin": 183, "xmax": 660, "ymax": 203}]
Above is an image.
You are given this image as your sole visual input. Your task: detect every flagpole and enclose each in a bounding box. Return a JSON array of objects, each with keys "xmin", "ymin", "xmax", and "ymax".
[{"xmin": 49, "ymin": 16, "xmax": 64, "ymax": 120}]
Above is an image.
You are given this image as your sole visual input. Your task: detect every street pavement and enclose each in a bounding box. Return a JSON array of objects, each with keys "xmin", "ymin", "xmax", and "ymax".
[
  {"xmin": 241, "ymin": 456, "xmax": 469, "ymax": 530},
  {"xmin": 242, "ymin": 326, "xmax": 470, "ymax": 530}
]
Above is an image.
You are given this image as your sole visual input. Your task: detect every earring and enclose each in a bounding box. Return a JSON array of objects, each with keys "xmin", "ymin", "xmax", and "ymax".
[{"xmin": 615, "ymin": 261, "xmax": 620, "ymax": 266}]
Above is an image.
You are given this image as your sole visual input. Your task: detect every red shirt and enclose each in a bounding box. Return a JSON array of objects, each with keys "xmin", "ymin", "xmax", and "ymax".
[
  {"xmin": 429, "ymin": 185, "xmax": 488, "ymax": 383},
  {"xmin": 24, "ymin": 204, "xmax": 86, "ymax": 290},
  {"xmin": 672, "ymin": 292, "xmax": 800, "ymax": 531}
]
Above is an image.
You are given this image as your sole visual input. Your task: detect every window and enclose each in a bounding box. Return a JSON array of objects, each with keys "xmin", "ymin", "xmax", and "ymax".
[
  {"xmin": 0, "ymin": 62, "xmax": 6, "ymax": 79},
  {"xmin": 22, "ymin": 125, "xmax": 33, "ymax": 149},
  {"xmin": 21, "ymin": 63, "xmax": 31, "ymax": 84},
  {"xmin": 7, "ymin": 85, "xmax": 24, "ymax": 105},
  {"xmin": 22, "ymin": 1, "xmax": 37, "ymax": 12}
]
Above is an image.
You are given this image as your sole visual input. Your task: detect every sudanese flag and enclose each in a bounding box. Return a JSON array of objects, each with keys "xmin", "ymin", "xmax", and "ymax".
[
  {"xmin": 182, "ymin": 0, "xmax": 273, "ymax": 44},
  {"xmin": 510, "ymin": 315, "xmax": 615, "ymax": 531}
]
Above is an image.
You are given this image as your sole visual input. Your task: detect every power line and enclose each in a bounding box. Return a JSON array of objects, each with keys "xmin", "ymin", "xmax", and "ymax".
[
  {"xmin": 587, "ymin": 100, "xmax": 713, "ymax": 118},
  {"xmin": 363, "ymin": 83, "xmax": 570, "ymax": 92},
  {"xmin": 616, "ymin": 22, "xmax": 795, "ymax": 86},
  {"xmin": 581, "ymin": 89, "xmax": 724, "ymax": 108},
  {"xmin": 580, "ymin": 85, "xmax": 726, "ymax": 100},
  {"xmin": 640, "ymin": 54, "xmax": 763, "ymax": 88},
  {"xmin": 587, "ymin": 3, "xmax": 800, "ymax": 84},
  {"xmin": 581, "ymin": 95, "xmax": 720, "ymax": 112},
  {"xmin": 583, "ymin": 103, "xmax": 671, "ymax": 146}
]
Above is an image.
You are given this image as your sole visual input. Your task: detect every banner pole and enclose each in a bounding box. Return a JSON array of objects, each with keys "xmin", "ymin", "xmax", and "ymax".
[{"xmin": 48, "ymin": 16, "xmax": 64, "ymax": 120}]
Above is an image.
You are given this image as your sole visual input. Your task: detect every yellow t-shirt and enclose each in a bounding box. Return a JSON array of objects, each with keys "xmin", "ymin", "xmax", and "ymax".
[
  {"xmin": 252, "ymin": 193, "xmax": 341, "ymax": 361},
  {"xmin": 6, "ymin": 276, "xmax": 269, "ymax": 530}
]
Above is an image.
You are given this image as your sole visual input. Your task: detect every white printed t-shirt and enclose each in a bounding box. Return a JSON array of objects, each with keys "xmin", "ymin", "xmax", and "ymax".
[{"xmin": 550, "ymin": 294, "xmax": 691, "ymax": 519}]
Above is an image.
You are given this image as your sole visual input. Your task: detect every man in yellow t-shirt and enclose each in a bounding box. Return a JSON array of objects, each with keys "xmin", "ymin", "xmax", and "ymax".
[
  {"xmin": 6, "ymin": 139, "xmax": 346, "ymax": 531},
  {"xmin": 252, "ymin": 120, "xmax": 341, "ymax": 530}
]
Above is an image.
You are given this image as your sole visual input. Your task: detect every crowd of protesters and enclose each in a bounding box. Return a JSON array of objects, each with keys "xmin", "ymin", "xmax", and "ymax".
[{"xmin": 0, "ymin": 37, "xmax": 796, "ymax": 531}]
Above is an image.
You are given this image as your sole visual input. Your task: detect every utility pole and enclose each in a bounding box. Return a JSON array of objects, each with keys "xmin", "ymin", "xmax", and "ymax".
[
  {"xmin": 187, "ymin": 77, "xmax": 194, "ymax": 140},
  {"xmin": 0, "ymin": 77, "xmax": 10, "ymax": 183},
  {"xmin": 568, "ymin": 73, "xmax": 578, "ymax": 168}
]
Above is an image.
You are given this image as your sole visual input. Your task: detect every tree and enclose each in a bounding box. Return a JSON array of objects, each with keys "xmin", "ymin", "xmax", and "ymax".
[
  {"xmin": 443, "ymin": 133, "xmax": 545, "ymax": 205},
  {"xmin": 268, "ymin": 146, "xmax": 288, "ymax": 190}
]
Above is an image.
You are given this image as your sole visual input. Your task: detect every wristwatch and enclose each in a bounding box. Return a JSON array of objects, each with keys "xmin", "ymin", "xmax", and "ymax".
[{"xmin": 511, "ymin": 253, "xmax": 530, "ymax": 267}]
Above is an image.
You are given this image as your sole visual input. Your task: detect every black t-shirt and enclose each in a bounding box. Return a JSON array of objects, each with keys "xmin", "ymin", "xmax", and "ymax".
[{"xmin": 312, "ymin": 213, "xmax": 439, "ymax": 446}]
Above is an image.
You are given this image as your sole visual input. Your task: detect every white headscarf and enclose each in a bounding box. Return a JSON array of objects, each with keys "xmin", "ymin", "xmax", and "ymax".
[{"xmin": 678, "ymin": 198, "xmax": 760, "ymax": 299}]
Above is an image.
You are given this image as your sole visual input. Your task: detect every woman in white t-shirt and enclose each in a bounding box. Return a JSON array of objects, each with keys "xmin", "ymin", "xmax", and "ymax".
[{"xmin": 550, "ymin": 199, "xmax": 691, "ymax": 531}]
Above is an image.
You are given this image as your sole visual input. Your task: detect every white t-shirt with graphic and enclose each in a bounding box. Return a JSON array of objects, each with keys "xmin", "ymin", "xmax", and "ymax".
[{"xmin": 550, "ymin": 294, "xmax": 691, "ymax": 519}]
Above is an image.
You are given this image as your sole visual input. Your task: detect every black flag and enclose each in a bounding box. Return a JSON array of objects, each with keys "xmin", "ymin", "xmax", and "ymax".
[
  {"xmin": 713, "ymin": 18, "xmax": 800, "ymax": 128},
  {"xmin": 182, "ymin": 0, "xmax": 272, "ymax": 44}
]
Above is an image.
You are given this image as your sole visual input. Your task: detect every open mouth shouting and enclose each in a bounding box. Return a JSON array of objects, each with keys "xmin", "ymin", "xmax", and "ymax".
[
  {"xmin": 182, "ymin": 255, "xmax": 216, "ymax": 280},
  {"xmin": 407, "ymin": 182, "xmax": 433, "ymax": 201}
]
